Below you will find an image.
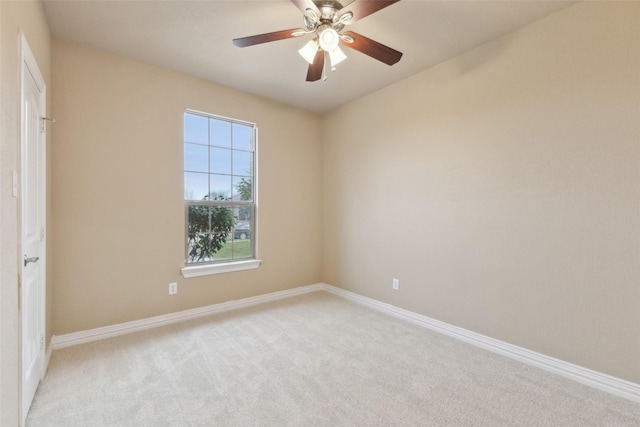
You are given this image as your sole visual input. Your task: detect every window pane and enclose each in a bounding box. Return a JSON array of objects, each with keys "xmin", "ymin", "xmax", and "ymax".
[
  {"xmin": 236, "ymin": 204, "xmax": 252, "ymax": 223},
  {"xmin": 232, "ymin": 123, "xmax": 252, "ymax": 151},
  {"xmin": 184, "ymin": 114, "xmax": 208, "ymax": 144},
  {"xmin": 211, "ymin": 240, "xmax": 232, "ymax": 261},
  {"xmin": 210, "ymin": 147, "xmax": 231, "ymax": 175},
  {"xmin": 185, "ymin": 172, "xmax": 209, "ymax": 200},
  {"xmin": 184, "ymin": 143, "xmax": 208, "ymax": 173},
  {"xmin": 233, "ymin": 150, "xmax": 253, "ymax": 177},
  {"xmin": 184, "ymin": 111, "xmax": 256, "ymax": 266},
  {"xmin": 188, "ymin": 205, "xmax": 210, "ymax": 233},
  {"xmin": 210, "ymin": 119, "xmax": 231, "ymax": 148},
  {"xmin": 233, "ymin": 177, "xmax": 252, "ymax": 201},
  {"xmin": 209, "ymin": 174, "xmax": 231, "ymax": 199},
  {"xmin": 187, "ymin": 233, "xmax": 213, "ymax": 263},
  {"xmin": 233, "ymin": 221, "xmax": 251, "ymax": 241},
  {"xmin": 187, "ymin": 205, "xmax": 235, "ymax": 263},
  {"xmin": 215, "ymin": 238, "xmax": 251, "ymax": 260},
  {"xmin": 210, "ymin": 235, "xmax": 252, "ymax": 260}
]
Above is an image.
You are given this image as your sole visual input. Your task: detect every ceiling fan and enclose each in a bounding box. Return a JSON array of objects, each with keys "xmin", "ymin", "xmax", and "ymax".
[{"xmin": 232, "ymin": 0, "xmax": 403, "ymax": 82}]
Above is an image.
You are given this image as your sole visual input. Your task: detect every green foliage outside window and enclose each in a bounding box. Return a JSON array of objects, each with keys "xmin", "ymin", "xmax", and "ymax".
[
  {"xmin": 187, "ymin": 194, "xmax": 235, "ymax": 263},
  {"xmin": 236, "ymin": 177, "xmax": 252, "ymax": 221}
]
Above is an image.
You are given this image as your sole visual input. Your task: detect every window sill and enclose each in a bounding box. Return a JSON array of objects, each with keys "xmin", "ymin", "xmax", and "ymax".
[{"xmin": 181, "ymin": 259, "xmax": 262, "ymax": 278}]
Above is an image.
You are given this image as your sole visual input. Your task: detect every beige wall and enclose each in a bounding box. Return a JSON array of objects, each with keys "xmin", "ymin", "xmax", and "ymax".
[
  {"xmin": 3, "ymin": 3, "xmax": 634, "ymax": 420},
  {"xmin": 0, "ymin": 1, "xmax": 51, "ymax": 425},
  {"xmin": 51, "ymin": 40, "xmax": 323, "ymax": 335},
  {"xmin": 322, "ymin": 2, "xmax": 640, "ymax": 384}
]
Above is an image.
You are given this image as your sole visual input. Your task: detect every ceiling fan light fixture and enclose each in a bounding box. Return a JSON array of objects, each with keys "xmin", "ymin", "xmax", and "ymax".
[
  {"xmin": 328, "ymin": 45, "xmax": 347, "ymax": 68},
  {"xmin": 233, "ymin": 0, "xmax": 403, "ymax": 82},
  {"xmin": 318, "ymin": 27, "xmax": 339, "ymax": 51},
  {"xmin": 299, "ymin": 39, "xmax": 319, "ymax": 64}
]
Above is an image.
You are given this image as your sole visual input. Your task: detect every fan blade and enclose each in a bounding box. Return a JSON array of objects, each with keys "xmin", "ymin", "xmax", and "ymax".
[
  {"xmin": 306, "ymin": 50, "xmax": 325, "ymax": 82},
  {"xmin": 233, "ymin": 29, "xmax": 302, "ymax": 47},
  {"xmin": 342, "ymin": 31, "xmax": 402, "ymax": 65},
  {"xmin": 290, "ymin": 0, "xmax": 320, "ymax": 15},
  {"xmin": 341, "ymin": 0, "xmax": 400, "ymax": 22}
]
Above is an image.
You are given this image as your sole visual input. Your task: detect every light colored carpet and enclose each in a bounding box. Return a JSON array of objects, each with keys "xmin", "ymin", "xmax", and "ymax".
[{"xmin": 27, "ymin": 291, "xmax": 640, "ymax": 426}]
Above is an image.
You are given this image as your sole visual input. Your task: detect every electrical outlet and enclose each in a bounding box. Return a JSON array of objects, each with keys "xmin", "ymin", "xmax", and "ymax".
[
  {"xmin": 392, "ymin": 278, "xmax": 400, "ymax": 291},
  {"xmin": 168, "ymin": 282, "xmax": 178, "ymax": 295}
]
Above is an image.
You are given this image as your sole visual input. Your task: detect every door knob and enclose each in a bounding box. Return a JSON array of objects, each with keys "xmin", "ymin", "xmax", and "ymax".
[{"xmin": 24, "ymin": 255, "xmax": 39, "ymax": 267}]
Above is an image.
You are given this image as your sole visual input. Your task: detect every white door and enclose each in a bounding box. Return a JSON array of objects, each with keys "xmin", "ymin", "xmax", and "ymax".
[{"xmin": 20, "ymin": 32, "xmax": 46, "ymax": 425}]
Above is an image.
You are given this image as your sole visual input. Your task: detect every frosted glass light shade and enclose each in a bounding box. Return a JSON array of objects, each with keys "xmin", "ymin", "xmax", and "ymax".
[
  {"xmin": 329, "ymin": 46, "xmax": 347, "ymax": 67},
  {"xmin": 298, "ymin": 40, "xmax": 318, "ymax": 64},
  {"xmin": 318, "ymin": 28, "xmax": 339, "ymax": 51}
]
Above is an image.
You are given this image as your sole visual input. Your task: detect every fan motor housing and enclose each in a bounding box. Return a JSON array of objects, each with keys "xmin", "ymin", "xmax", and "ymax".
[{"xmin": 318, "ymin": 5, "xmax": 339, "ymax": 22}]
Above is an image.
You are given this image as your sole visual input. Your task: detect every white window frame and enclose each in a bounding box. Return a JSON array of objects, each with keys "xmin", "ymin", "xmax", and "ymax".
[{"xmin": 181, "ymin": 110, "xmax": 261, "ymax": 278}]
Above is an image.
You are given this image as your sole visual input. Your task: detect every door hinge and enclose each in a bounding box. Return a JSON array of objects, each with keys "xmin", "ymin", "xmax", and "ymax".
[
  {"xmin": 40, "ymin": 227, "xmax": 46, "ymax": 241},
  {"xmin": 40, "ymin": 336, "xmax": 45, "ymax": 350}
]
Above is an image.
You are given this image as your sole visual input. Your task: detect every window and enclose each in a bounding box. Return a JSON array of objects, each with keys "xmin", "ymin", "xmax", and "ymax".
[{"xmin": 182, "ymin": 110, "xmax": 259, "ymax": 277}]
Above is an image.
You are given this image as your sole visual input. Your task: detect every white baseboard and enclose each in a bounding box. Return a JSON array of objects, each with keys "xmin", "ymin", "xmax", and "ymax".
[
  {"xmin": 51, "ymin": 283, "xmax": 324, "ymax": 350},
  {"xmin": 50, "ymin": 281, "xmax": 640, "ymax": 403},
  {"xmin": 319, "ymin": 283, "xmax": 640, "ymax": 404}
]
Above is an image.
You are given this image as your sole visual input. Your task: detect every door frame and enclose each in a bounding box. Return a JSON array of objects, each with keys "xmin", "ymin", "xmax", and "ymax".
[{"xmin": 19, "ymin": 29, "xmax": 47, "ymax": 425}]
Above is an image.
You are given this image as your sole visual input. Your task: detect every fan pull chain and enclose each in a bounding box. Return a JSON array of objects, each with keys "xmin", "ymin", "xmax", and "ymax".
[{"xmin": 323, "ymin": 51, "xmax": 328, "ymax": 81}]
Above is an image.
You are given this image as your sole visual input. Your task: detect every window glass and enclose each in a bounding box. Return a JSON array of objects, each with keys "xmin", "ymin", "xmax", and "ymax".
[
  {"xmin": 184, "ymin": 114, "xmax": 208, "ymax": 144},
  {"xmin": 209, "ymin": 174, "xmax": 231, "ymax": 199},
  {"xmin": 232, "ymin": 150, "xmax": 253, "ymax": 177},
  {"xmin": 233, "ymin": 176, "xmax": 252, "ymax": 201},
  {"xmin": 184, "ymin": 172, "xmax": 209, "ymax": 201},
  {"xmin": 232, "ymin": 123, "xmax": 253, "ymax": 151},
  {"xmin": 210, "ymin": 119, "xmax": 232, "ymax": 148},
  {"xmin": 184, "ymin": 143, "xmax": 208, "ymax": 173},
  {"xmin": 210, "ymin": 147, "xmax": 231, "ymax": 175},
  {"xmin": 184, "ymin": 111, "xmax": 256, "ymax": 265}
]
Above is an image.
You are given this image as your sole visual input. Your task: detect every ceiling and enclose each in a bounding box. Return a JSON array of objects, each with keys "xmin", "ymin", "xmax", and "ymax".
[{"xmin": 43, "ymin": 0, "xmax": 575, "ymax": 114}]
